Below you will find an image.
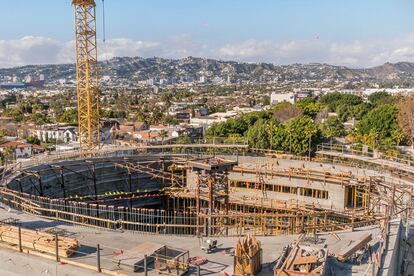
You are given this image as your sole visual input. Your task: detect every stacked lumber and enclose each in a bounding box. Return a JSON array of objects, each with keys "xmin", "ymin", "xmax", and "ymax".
[
  {"xmin": 0, "ymin": 224, "xmax": 79, "ymax": 257},
  {"xmin": 234, "ymin": 235, "xmax": 262, "ymax": 276}
]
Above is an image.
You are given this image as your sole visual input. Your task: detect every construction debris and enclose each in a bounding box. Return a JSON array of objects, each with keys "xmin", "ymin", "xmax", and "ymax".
[
  {"xmin": 153, "ymin": 245, "xmax": 189, "ymax": 275},
  {"xmin": 336, "ymin": 233, "xmax": 372, "ymax": 262},
  {"xmin": 200, "ymin": 238, "xmax": 217, "ymax": 253},
  {"xmin": 234, "ymin": 235, "xmax": 262, "ymax": 276},
  {"xmin": 0, "ymin": 224, "xmax": 78, "ymax": 257},
  {"xmin": 274, "ymin": 235, "xmax": 327, "ymax": 276}
]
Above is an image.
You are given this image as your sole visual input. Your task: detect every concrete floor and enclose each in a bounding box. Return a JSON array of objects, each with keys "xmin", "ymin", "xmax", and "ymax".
[{"xmin": 0, "ymin": 201, "xmax": 384, "ymax": 276}]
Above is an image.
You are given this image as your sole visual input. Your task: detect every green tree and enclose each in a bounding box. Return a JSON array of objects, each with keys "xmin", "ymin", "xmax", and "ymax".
[
  {"xmin": 161, "ymin": 92, "xmax": 173, "ymax": 108},
  {"xmin": 368, "ymin": 92, "xmax": 394, "ymax": 107},
  {"xmin": 58, "ymin": 109, "xmax": 77, "ymax": 124},
  {"xmin": 357, "ymin": 104, "xmax": 398, "ymax": 145},
  {"xmin": 296, "ymin": 98, "xmax": 325, "ymax": 118},
  {"xmin": 4, "ymin": 108, "xmax": 24, "ymax": 123},
  {"xmin": 3, "ymin": 146, "xmax": 14, "ymax": 161},
  {"xmin": 159, "ymin": 130, "xmax": 168, "ymax": 144},
  {"xmin": 206, "ymin": 111, "xmax": 270, "ymax": 137},
  {"xmin": 31, "ymin": 113, "xmax": 51, "ymax": 125},
  {"xmin": 391, "ymin": 129, "xmax": 405, "ymax": 147},
  {"xmin": 175, "ymin": 135, "xmax": 192, "ymax": 144},
  {"xmin": 246, "ymin": 119, "xmax": 271, "ymax": 149},
  {"xmin": 336, "ymin": 104, "xmax": 352, "ymax": 122},
  {"xmin": 320, "ymin": 116, "xmax": 345, "ymax": 143},
  {"xmin": 284, "ymin": 116, "xmax": 318, "ymax": 155},
  {"xmin": 319, "ymin": 92, "xmax": 363, "ymax": 112},
  {"xmin": 351, "ymin": 103, "xmax": 372, "ymax": 120},
  {"xmin": 27, "ymin": 136, "xmax": 41, "ymax": 145}
]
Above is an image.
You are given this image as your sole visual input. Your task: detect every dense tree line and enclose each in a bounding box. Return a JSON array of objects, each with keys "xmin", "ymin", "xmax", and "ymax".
[{"xmin": 206, "ymin": 91, "xmax": 414, "ymax": 155}]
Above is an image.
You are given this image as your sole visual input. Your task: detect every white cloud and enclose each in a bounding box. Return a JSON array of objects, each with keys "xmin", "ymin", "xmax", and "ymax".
[
  {"xmin": 0, "ymin": 36, "xmax": 72, "ymax": 68},
  {"xmin": 218, "ymin": 35, "xmax": 414, "ymax": 67},
  {"xmin": 2, "ymin": 34, "xmax": 414, "ymax": 68}
]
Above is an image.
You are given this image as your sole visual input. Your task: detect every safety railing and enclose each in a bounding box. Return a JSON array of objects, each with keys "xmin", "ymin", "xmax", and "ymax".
[{"xmin": 317, "ymin": 143, "xmax": 414, "ymax": 168}]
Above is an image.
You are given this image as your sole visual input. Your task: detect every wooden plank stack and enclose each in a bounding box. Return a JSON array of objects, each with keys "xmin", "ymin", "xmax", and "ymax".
[
  {"xmin": 234, "ymin": 235, "xmax": 262, "ymax": 276},
  {"xmin": 0, "ymin": 224, "xmax": 79, "ymax": 257}
]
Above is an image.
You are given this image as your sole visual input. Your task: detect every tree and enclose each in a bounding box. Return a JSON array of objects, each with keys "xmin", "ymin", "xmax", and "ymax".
[
  {"xmin": 351, "ymin": 103, "xmax": 372, "ymax": 120},
  {"xmin": 159, "ymin": 130, "xmax": 168, "ymax": 144},
  {"xmin": 336, "ymin": 104, "xmax": 352, "ymax": 122},
  {"xmin": 319, "ymin": 92, "xmax": 363, "ymax": 112},
  {"xmin": 3, "ymin": 146, "xmax": 14, "ymax": 161},
  {"xmin": 0, "ymin": 129, "xmax": 7, "ymax": 139},
  {"xmin": 4, "ymin": 108, "xmax": 24, "ymax": 123},
  {"xmin": 57, "ymin": 109, "xmax": 77, "ymax": 124},
  {"xmin": 206, "ymin": 111, "xmax": 270, "ymax": 137},
  {"xmin": 273, "ymin": 102, "xmax": 303, "ymax": 123},
  {"xmin": 175, "ymin": 135, "xmax": 192, "ymax": 144},
  {"xmin": 391, "ymin": 129, "xmax": 405, "ymax": 147},
  {"xmin": 31, "ymin": 113, "xmax": 51, "ymax": 125},
  {"xmin": 397, "ymin": 96, "xmax": 414, "ymax": 148},
  {"xmin": 296, "ymin": 98, "xmax": 324, "ymax": 118},
  {"xmin": 368, "ymin": 92, "xmax": 394, "ymax": 107},
  {"xmin": 269, "ymin": 122, "xmax": 287, "ymax": 151},
  {"xmin": 357, "ymin": 104, "xmax": 398, "ymax": 145},
  {"xmin": 284, "ymin": 116, "xmax": 318, "ymax": 155},
  {"xmin": 161, "ymin": 92, "xmax": 173, "ymax": 108},
  {"xmin": 320, "ymin": 116, "xmax": 345, "ymax": 143},
  {"xmin": 27, "ymin": 136, "xmax": 41, "ymax": 145},
  {"xmin": 246, "ymin": 119, "xmax": 271, "ymax": 149},
  {"xmin": 161, "ymin": 115, "xmax": 178, "ymax": 126},
  {"xmin": 259, "ymin": 96, "xmax": 270, "ymax": 106}
]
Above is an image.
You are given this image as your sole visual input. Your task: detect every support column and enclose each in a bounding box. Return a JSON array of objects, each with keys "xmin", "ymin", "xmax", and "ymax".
[
  {"xmin": 208, "ymin": 174, "xmax": 213, "ymax": 236},
  {"xmin": 92, "ymin": 164, "xmax": 98, "ymax": 202},
  {"xmin": 224, "ymin": 169, "xmax": 229, "ymax": 236},
  {"xmin": 196, "ymin": 171, "xmax": 201, "ymax": 236},
  {"xmin": 128, "ymin": 172, "xmax": 132, "ymax": 207},
  {"xmin": 60, "ymin": 167, "xmax": 66, "ymax": 199},
  {"xmin": 18, "ymin": 179, "xmax": 23, "ymax": 193},
  {"xmin": 96, "ymin": 244, "xmax": 101, "ymax": 273},
  {"xmin": 55, "ymin": 233, "xmax": 59, "ymax": 262},
  {"xmin": 38, "ymin": 176, "xmax": 44, "ymax": 196}
]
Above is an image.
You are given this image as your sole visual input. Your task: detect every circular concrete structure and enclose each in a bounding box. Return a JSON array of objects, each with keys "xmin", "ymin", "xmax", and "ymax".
[{"xmin": 1, "ymin": 149, "xmax": 410, "ymax": 236}]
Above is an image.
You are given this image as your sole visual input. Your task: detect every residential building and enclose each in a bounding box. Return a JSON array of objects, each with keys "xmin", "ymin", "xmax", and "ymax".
[
  {"xmin": 270, "ymin": 92, "xmax": 296, "ymax": 105},
  {"xmin": 0, "ymin": 141, "xmax": 32, "ymax": 159}
]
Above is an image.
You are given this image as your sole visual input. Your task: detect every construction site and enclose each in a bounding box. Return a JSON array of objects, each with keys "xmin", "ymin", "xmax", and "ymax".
[
  {"xmin": 0, "ymin": 0, "xmax": 413, "ymax": 275},
  {"xmin": 0, "ymin": 144, "xmax": 412, "ymax": 275}
]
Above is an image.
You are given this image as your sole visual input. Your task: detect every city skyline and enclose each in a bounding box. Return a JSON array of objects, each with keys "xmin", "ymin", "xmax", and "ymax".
[{"xmin": 0, "ymin": 0, "xmax": 413, "ymax": 68}]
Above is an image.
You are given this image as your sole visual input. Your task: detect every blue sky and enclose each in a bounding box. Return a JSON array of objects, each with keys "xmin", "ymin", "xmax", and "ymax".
[{"xmin": 0, "ymin": 0, "xmax": 413, "ymax": 68}]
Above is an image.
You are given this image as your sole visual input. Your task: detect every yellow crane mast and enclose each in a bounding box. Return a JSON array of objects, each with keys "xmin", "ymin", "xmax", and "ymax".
[{"xmin": 72, "ymin": 0, "xmax": 100, "ymax": 153}]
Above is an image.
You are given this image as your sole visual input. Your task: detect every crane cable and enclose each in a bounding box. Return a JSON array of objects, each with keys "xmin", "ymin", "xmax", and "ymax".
[
  {"xmin": 102, "ymin": 0, "xmax": 109, "ymax": 63},
  {"xmin": 102, "ymin": 0, "xmax": 106, "ymax": 44}
]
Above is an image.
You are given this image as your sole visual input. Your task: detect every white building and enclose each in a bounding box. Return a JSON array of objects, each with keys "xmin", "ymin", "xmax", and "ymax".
[
  {"xmin": 270, "ymin": 92, "xmax": 296, "ymax": 105},
  {"xmin": 190, "ymin": 111, "xmax": 238, "ymax": 128},
  {"xmin": 33, "ymin": 127, "xmax": 77, "ymax": 143}
]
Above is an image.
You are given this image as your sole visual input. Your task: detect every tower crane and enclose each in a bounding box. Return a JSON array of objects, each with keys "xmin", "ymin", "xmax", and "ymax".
[{"xmin": 72, "ymin": 0, "xmax": 100, "ymax": 153}]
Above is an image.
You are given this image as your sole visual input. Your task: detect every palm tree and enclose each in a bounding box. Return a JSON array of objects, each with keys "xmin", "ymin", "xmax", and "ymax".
[{"xmin": 159, "ymin": 130, "xmax": 168, "ymax": 145}]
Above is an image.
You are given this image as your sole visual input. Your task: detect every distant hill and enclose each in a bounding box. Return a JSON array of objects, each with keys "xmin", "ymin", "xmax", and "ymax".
[{"xmin": 1, "ymin": 57, "xmax": 414, "ymax": 85}]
